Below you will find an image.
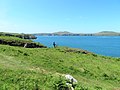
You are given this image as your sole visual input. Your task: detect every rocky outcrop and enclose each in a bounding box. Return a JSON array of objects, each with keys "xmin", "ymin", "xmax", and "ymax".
[
  {"xmin": 65, "ymin": 74, "xmax": 78, "ymax": 90},
  {"xmin": 23, "ymin": 43, "xmax": 47, "ymax": 48}
]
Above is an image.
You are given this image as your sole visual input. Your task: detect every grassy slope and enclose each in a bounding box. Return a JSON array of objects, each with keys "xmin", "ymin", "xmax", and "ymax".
[
  {"xmin": 0, "ymin": 45, "xmax": 120, "ymax": 90},
  {"xmin": 0, "ymin": 36, "xmax": 32, "ymax": 42},
  {"xmin": 0, "ymin": 36, "xmax": 46, "ymax": 48}
]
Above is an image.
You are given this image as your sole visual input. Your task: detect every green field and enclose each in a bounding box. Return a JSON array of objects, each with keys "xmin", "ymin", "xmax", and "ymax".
[{"xmin": 0, "ymin": 42, "xmax": 120, "ymax": 89}]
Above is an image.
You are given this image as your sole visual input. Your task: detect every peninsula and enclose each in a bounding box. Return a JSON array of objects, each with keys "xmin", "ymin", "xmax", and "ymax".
[{"xmin": 34, "ymin": 31, "xmax": 120, "ymax": 36}]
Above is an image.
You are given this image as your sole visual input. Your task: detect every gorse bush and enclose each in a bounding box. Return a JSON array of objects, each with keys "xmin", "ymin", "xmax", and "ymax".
[{"xmin": 53, "ymin": 76, "xmax": 68, "ymax": 90}]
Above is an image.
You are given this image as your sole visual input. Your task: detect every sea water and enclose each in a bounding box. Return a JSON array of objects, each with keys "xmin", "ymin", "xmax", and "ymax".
[{"xmin": 34, "ymin": 36, "xmax": 120, "ymax": 57}]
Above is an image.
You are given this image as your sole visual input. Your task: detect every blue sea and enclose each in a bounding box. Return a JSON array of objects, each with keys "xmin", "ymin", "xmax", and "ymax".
[{"xmin": 34, "ymin": 36, "xmax": 120, "ymax": 57}]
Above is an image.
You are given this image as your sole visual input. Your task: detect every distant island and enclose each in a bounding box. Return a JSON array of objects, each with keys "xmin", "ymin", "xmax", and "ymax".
[{"xmin": 33, "ymin": 31, "xmax": 120, "ymax": 36}]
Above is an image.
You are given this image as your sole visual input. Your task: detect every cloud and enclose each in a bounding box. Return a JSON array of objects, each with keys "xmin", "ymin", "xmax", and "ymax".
[
  {"xmin": 0, "ymin": 20, "xmax": 45, "ymax": 33},
  {"xmin": 0, "ymin": 20, "xmax": 18, "ymax": 32}
]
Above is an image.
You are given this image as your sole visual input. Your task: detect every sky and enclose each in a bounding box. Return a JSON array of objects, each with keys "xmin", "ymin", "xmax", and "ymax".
[{"xmin": 0, "ymin": 0, "xmax": 120, "ymax": 33}]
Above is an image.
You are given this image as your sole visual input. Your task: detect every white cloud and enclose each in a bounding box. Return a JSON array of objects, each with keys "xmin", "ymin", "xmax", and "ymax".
[
  {"xmin": 0, "ymin": 20, "xmax": 18, "ymax": 32},
  {"xmin": 0, "ymin": 20, "xmax": 46, "ymax": 33}
]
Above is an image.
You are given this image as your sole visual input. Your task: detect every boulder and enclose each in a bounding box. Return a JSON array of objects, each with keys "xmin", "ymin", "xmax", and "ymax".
[
  {"xmin": 65, "ymin": 74, "xmax": 77, "ymax": 83},
  {"xmin": 65, "ymin": 74, "xmax": 78, "ymax": 90}
]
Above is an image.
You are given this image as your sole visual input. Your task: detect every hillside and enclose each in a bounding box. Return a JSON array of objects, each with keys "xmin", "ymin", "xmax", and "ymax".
[
  {"xmin": 0, "ymin": 32, "xmax": 37, "ymax": 39},
  {"xmin": 0, "ymin": 36, "xmax": 46, "ymax": 48},
  {"xmin": 53, "ymin": 31, "xmax": 72, "ymax": 34},
  {"xmin": 0, "ymin": 44, "xmax": 120, "ymax": 89},
  {"xmin": 95, "ymin": 31, "xmax": 120, "ymax": 36},
  {"xmin": 34, "ymin": 31, "xmax": 120, "ymax": 36},
  {"xmin": 98, "ymin": 31, "xmax": 118, "ymax": 33}
]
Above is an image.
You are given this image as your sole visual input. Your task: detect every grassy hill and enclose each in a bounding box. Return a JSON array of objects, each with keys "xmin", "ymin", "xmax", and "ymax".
[
  {"xmin": 0, "ymin": 36, "xmax": 46, "ymax": 48},
  {"xmin": 34, "ymin": 31, "xmax": 120, "ymax": 36},
  {"xmin": 95, "ymin": 31, "xmax": 120, "ymax": 36},
  {"xmin": 0, "ymin": 32, "xmax": 37, "ymax": 39},
  {"xmin": 0, "ymin": 43, "xmax": 120, "ymax": 89}
]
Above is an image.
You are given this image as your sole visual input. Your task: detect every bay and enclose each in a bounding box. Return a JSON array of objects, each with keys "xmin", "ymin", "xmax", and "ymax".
[{"xmin": 34, "ymin": 36, "xmax": 120, "ymax": 57}]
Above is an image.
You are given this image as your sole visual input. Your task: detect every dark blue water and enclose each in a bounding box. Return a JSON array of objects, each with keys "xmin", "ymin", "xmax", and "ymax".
[{"xmin": 34, "ymin": 36, "xmax": 120, "ymax": 57}]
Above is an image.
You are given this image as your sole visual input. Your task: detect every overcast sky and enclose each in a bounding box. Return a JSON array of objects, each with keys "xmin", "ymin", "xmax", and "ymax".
[{"xmin": 0, "ymin": 0, "xmax": 120, "ymax": 33}]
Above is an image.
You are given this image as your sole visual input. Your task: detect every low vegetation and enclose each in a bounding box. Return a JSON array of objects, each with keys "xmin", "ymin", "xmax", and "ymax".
[
  {"xmin": 0, "ymin": 36, "xmax": 46, "ymax": 48},
  {"xmin": 0, "ymin": 42, "xmax": 120, "ymax": 89},
  {"xmin": 0, "ymin": 32, "xmax": 37, "ymax": 39}
]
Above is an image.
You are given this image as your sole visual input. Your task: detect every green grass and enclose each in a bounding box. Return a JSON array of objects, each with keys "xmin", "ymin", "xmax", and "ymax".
[
  {"xmin": 0, "ymin": 32, "xmax": 37, "ymax": 39},
  {"xmin": 0, "ymin": 36, "xmax": 46, "ymax": 48},
  {"xmin": 0, "ymin": 44, "xmax": 120, "ymax": 90},
  {"xmin": 0, "ymin": 36, "xmax": 32, "ymax": 42}
]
